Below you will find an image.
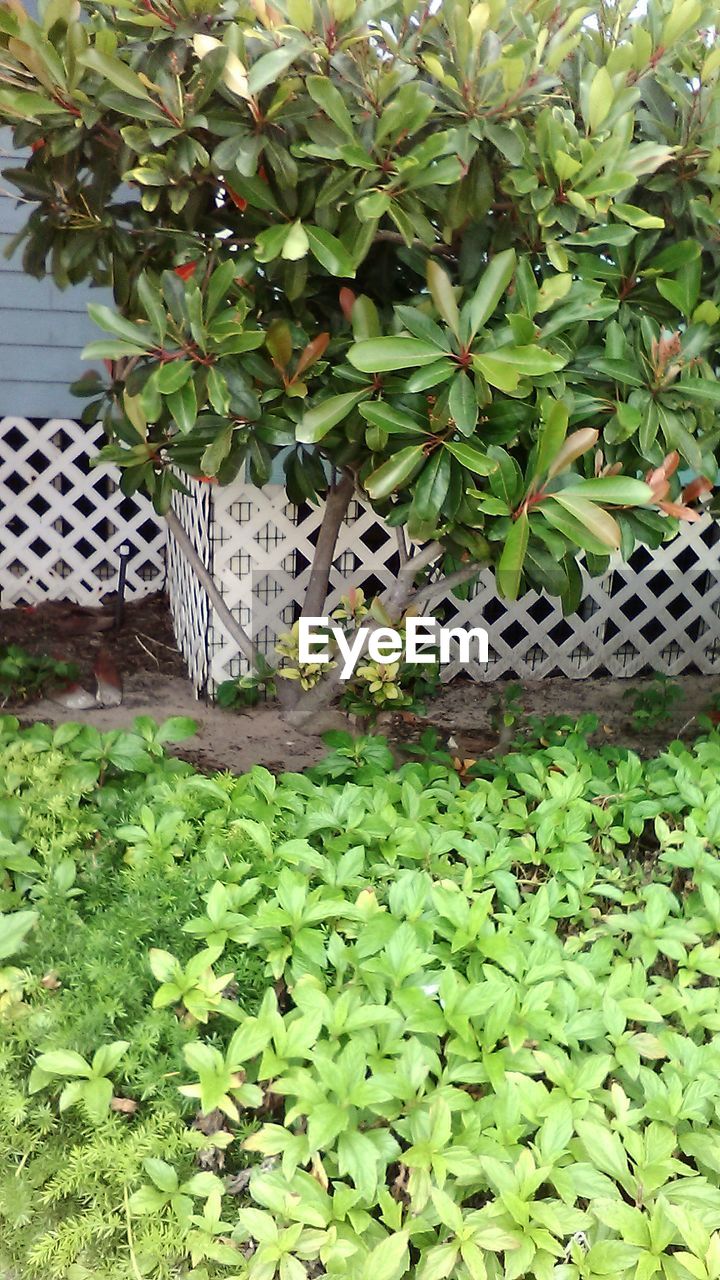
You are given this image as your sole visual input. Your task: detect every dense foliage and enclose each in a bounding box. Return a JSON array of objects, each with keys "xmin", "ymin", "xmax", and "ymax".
[
  {"xmin": 4, "ymin": 713, "xmax": 720, "ymax": 1276},
  {"xmin": 1, "ymin": 0, "xmax": 719, "ymax": 607}
]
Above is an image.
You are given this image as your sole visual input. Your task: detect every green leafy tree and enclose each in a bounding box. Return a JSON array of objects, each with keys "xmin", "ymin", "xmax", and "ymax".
[{"xmin": 1, "ymin": 0, "xmax": 719, "ymax": 723}]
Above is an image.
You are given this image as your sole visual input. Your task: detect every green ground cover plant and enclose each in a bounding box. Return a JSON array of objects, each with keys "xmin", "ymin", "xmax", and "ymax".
[
  {"xmin": 0, "ymin": 646, "xmax": 77, "ymax": 706},
  {"xmin": 4, "ymin": 713, "xmax": 720, "ymax": 1278}
]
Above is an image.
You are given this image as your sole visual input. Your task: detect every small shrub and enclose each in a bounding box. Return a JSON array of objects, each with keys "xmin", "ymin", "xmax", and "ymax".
[
  {"xmin": 0, "ymin": 646, "xmax": 77, "ymax": 705},
  {"xmin": 625, "ymin": 674, "xmax": 684, "ymax": 731}
]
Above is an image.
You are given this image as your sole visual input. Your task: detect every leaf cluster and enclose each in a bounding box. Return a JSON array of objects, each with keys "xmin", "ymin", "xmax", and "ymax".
[{"xmin": 1, "ymin": 0, "xmax": 719, "ymax": 600}]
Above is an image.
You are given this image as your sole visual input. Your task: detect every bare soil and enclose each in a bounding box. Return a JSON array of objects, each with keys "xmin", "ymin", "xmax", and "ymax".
[
  {"xmin": 3, "ymin": 593, "xmax": 718, "ymax": 773},
  {"xmin": 0, "ymin": 592, "xmax": 185, "ymax": 682}
]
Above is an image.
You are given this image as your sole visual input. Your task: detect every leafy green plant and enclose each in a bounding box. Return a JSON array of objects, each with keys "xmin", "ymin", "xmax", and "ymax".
[
  {"xmin": 1, "ymin": 0, "xmax": 718, "ymax": 727},
  {"xmin": 276, "ymin": 590, "xmax": 442, "ymax": 722},
  {"xmin": 29, "ymin": 1041, "xmax": 130, "ymax": 1124},
  {"xmin": 149, "ymin": 945, "xmax": 240, "ymax": 1025},
  {"xmin": 217, "ymin": 661, "xmax": 278, "ymax": 709},
  {"xmin": 0, "ymin": 646, "xmax": 77, "ymax": 704},
  {"xmin": 625, "ymin": 674, "xmax": 684, "ymax": 731},
  {"xmin": 4, "ymin": 709, "xmax": 720, "ymax": 1278},
  {"xmin": 128, "ymin": 1158, "xmax": 223, "ymax": 1226}
]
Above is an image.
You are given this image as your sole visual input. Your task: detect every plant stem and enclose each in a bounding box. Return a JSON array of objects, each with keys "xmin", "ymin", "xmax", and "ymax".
[
  {"xmin": 412, "ymin": 562, "xmax": 485, "ymax": 608},
  {"xmin": 302, "ymin": 472, "xmax": 355, "ymax": 618},
  {"xmin": 124, "ymin": 1186, "xmax": 145, "ymax": 1280},
  {"xmin": 165, "ymin": 506, "xmax": 260, "ymax": 669},
  {"xmin": 383, "ymin": 540, "xmax": 443, "ymax": 615},
  {"xmin": 396, "ymin": 527, "xmax": 409, "ymax": 566}
]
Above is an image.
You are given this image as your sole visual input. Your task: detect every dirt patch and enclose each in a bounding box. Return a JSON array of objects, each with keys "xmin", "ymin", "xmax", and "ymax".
[
  {"xmin": 414, "ymin": 672, "xmax": 719, "ymax": 759},
  {"xmin": 3, "ymin": 594, "xmax": 718, "ymax": 772},
  {"xmin": 12, "ymin": 671, "xmax": 325, "ymax": 775},
  {"xmin": 7, "ymin": 668, "xmax": 719, "ymax": 775}
]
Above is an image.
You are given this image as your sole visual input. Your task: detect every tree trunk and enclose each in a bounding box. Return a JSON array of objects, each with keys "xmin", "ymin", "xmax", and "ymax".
[
  {"xmin": 278, "ymin": 471, "xmax": 355, "ymax": 715},
  {"xmin": 302, "ymin": 472, "xmax": 355, "ymax": 619}
]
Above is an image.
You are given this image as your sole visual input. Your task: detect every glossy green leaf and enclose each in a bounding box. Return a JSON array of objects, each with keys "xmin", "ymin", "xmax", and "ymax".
[
  {"xmin": 80, "ymin": 48, "xmax": 152, "ymax": 100},
  {"xmin": 305, "ymin": 226, "xmax": 356, "ymax": 277},
  {"xmin": 154, "ymin": 361, "xmax": 193, "ymax": 395},
  {"xmin": 87, "ymin": 304, "xmax": 151, "ymax": 348},
  {"xmin": 538, "ymin": 500, "xmax": 619, "ymax": 556},
  {"xmin": 551, "ymin": 491, "xmax": 621, "ymax": 549},
  {"xmin": 565, "ymin": 477, "xmax": 653, "ymax": 504},
  {"xmin": 497, "ymin": 511, "xmax": 528, "ymax": 600},
  {"xmin": 467, "ymin": 248, "xmax": 516, "ymax": 337},
  {"xmin": 448, "ymin": 374, "xmax": 478, "ymax": 437},
  {"xmin": 588, "ymin": 66, "xmax": 614, "ymax": 131},
  {"xmin": 427, "ymin": 260, "xmax": 460, "ymax": 338},
  {"xmin": 297, "ymin": 390, "xmax": 368, "ymax": 443},
  {"xmin": 408, "ymin": 450, "xmax": 451, "ymax": 538},
  {"xmin": 351, "ymin": 296, "xmax": 380, "ymax": 340},
  {"xmin": 348, "ymin": 337, "xmax": 447, "ymax": 373},
  {"xmin": 307, "ymin": 75, "xmax": 355, "ymax": 138},
  {"xmin": 445, "ymin": 440, "xmax": 496, "ymax": 476},
  {"xmin": 247, "ymin": 43, "xmax": 305, "ymax": 95},
  {"xmin": 167, "ymin": 380, "xmax": 198, "ymax": 435},
  {"xmin": 359, "ymin": 402, "xmax": 428, "ymax": 436},
  {"xmin": 533, "ymin": 398, "xmax": 569, "ymax": 482},
  {"xmin": 364, "ymin": 445, "xmax": 425, "ymax": 500}
]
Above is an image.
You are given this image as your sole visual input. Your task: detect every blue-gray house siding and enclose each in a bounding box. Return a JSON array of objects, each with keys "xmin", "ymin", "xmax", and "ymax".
[{"xmin": 0, "ymin": 129, "xmax": 111, "ymax": 419}]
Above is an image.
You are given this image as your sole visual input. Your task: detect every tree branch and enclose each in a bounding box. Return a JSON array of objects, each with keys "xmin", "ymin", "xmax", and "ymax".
[
  {"xmin": 395, "ymin": 527, "xmax": 409, "ymax": 566},
  {"xmin": 382, "ymin": 540, "xmax": 444, "ymax": 616},
  {"xmin": 165, "ymin": 506, "xmax": 261, "ymax": 669},
  {"xmin": 373, "ymin": 230, "xmax": 457, "ymax": 257},
  {"xmin": 301, "ymin": 472, "xmax": 355, "ymax": 618},
  {"xmin": 405, "ymin": 540, "xmax": 445, "ymax": 574},
  {"xmin": 412, "ymin": 562, "xmax": 485, "ymax": 609}
]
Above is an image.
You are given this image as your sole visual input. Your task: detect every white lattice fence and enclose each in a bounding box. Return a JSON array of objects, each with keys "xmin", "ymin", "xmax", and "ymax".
[
  {"xmin": 165, "ymin": 481, "xmax": 720, "ymax": 696},
  {"xmin": 0, "ymin": 418, "xmax": 165, "ymax": 607},
  {"xmin": 166, "ymin": 484, "xmax": 212, "ymax": 695}
]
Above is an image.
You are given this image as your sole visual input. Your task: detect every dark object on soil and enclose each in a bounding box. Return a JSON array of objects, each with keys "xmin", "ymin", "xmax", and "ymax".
[
  {"xmin": 94, "ymin": 649, "xmax": 123, "ymax": 707},
  {"xmin": 23, "ymin": 601, "xmax": 115, "ymax": 636},
  {"xmin": 114, "ymin": 543, "xmax": 131, "ymax": 633},
  {"xmin": 51, "ymin": 681, "xmax": 97, "ymax": 710}
]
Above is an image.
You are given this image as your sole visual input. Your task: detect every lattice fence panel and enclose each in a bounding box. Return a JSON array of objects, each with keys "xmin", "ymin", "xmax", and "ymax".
[
  {"xmin": 0, "ymin": 417, "xmax": 165, "ymax": 607},
  {"xmin": 165, "ymin": 483, "xmax": 720, "ymax": 695},
  {"xmin": 167, "ymin": 483, "xmax": 212, "ymax": 695}
]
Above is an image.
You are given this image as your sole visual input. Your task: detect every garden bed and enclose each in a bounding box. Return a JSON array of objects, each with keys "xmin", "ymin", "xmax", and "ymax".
[
  {"xmin": 3, "ymin": 713, "xmax": 720, "ymax": 1278},
  {"xmin": 8, "ymin": 665, "xmax": 720, "ymax": 774},
  {"xmin": 0, "ymin": 592, "xmax": 185, "ymax": 684},
  {"xmin": 4, "ymin": 591, "xmax": 719, "ymax": 770}
]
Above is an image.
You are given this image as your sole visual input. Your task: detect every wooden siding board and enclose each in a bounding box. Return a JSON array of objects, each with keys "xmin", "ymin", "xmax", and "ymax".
[
  {"xmin": 1, "ymin": 127, "xmax": 112, "ymax": 416},
  {"xmin": 0, "ymin": 309, "xmax": 99, "ymax": 345}
]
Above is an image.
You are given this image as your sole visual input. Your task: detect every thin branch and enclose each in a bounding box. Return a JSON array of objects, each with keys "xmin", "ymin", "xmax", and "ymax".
[
  {"xmin": 301, "ymin": 472, "xmax": 355, "ymax": 618},
  {"xmin": 165, "ymin": 507, "xmax": 260, "ymax": 669},
  {"xmin": 382, "ymin": 539, "xmax": 443, "ymax": 617},
  {"xmin": 395, "ymin": 527, "xmax": 409, "ymax": 566},
  {"xmin": 405, "ymin": 540, "xmax": 445, "ymax": 574},
  {"xmin": 412, "ymin": 562, "xmax": 485, "ymax": 609},
  {"xmin": 373, "ymin": 230, "xmax": 457, "ymax": 257}
]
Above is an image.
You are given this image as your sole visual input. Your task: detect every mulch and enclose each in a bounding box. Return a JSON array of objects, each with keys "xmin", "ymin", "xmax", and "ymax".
[{"xmin": 0, "ymin": 592, "xmax": 186, "ymax": 686}]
